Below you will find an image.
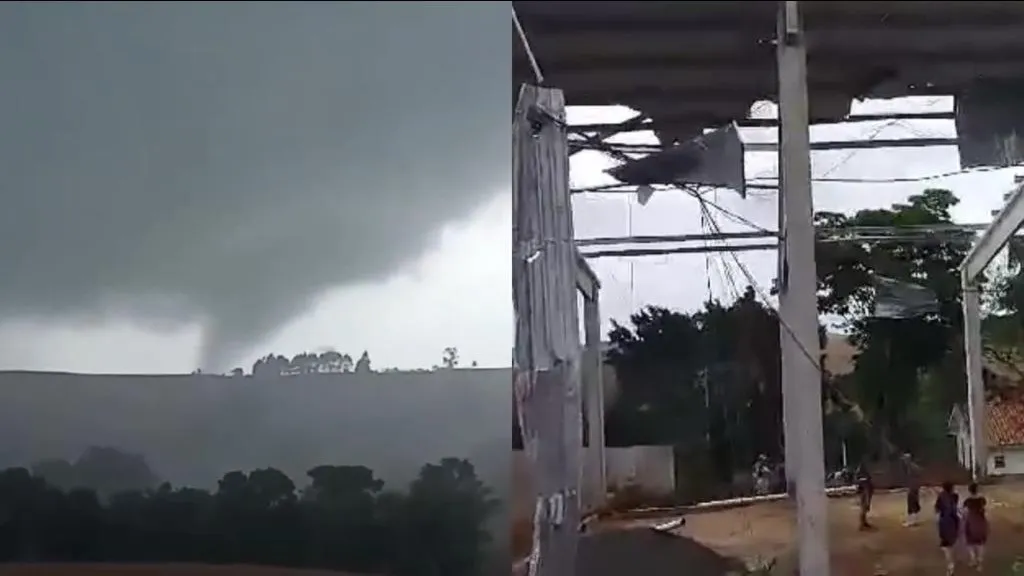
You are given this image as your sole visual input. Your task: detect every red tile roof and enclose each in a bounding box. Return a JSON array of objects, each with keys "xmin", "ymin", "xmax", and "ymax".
[{"xmin": 986, "ymin": 396, "xmax": 1024, "ymax": 447}]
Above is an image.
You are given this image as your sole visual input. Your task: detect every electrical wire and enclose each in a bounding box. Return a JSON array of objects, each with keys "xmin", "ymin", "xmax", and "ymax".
[
  {"xmin": 512, "ymin": 7, "xmax": 544, "ymax": 84},
  {"xmin": 816, "ymin": 119, "xmax": 903, "ymax": 180},
  {"xmin": 700, "ymin": 201, "xmax": 742, "ymax": 302},
  {"xmin": 571, "ymin": 164, "xmax": 1010, "ymax": 196},
  {"xmin": 700, "ymin": 198, "xmax": 714, "ymax": 301},
  {"xmin": 700, "ymin": 193, "xmax": 740, "ymax": 302},
  {"xmin": 691, "ymin": 188, "xmax": 823, "ymax": 373},
  {"xmin": 750, "ymin": 165, "xmax": 1008, "ymax": 185},
  {"xmin": 698, "ymin": 193, "xmax": 905, "ymax": 447},
  {"xmin": 685, "ymin": 186, "xmax": 774, "ymax": 234}
]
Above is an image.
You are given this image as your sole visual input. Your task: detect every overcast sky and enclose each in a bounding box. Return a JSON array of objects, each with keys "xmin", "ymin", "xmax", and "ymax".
[
  {"xmin": 571, "ymin": 97, "xmax": 1020, "ymax": 338},
  {"xmin": 0, "ymin": 5, "xmax": 1016, "ymax": 375},
  {"xmin": 0, "ymin": 2, "xmax": 511, "ymax": 373}
]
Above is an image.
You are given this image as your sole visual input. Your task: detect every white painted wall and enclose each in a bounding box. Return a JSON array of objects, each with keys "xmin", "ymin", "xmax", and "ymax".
[
  {"xmin": 988, "ymin": 447, "xmax": 1024, "ymax": 476},
  {"xmin": 604, "ymin": 445, "xmax": 675, "ymax": 495},
  {"xmin": 955, "ymin": 425, "xmax": 972, "ymax": 472},
  {"xmin": 950, "ymin": 408, "xmax": 1024, "ymax": 477}
]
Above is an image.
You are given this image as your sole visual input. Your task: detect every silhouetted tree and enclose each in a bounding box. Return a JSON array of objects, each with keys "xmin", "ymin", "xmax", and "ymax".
[
  {"xmin": 441, "ymin": 347, "xmax": 459, "ymax": 369},
  {"xmin": 251, "ymin": 351, "xmax": 358, "ymax": 376},
  {"xmin": 0, "ymin": 457, "xmax": 496, "ymax": 576},
  {"xmin": 355, "ymin": 351, "xmax": 373, "ymax": 373},
  {"xmin": 251, "ymin": 354, "xmax": 290, "ymax": 378},
  {"xmin": 32, "ymin": 447, "xmax": 160, "ymax": 501}
]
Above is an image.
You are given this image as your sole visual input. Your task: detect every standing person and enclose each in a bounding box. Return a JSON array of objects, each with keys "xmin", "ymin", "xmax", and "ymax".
[
  {"xmin": 856, "ymin": 462, "xmax": 875, "ymax": 531},
  {"xmin": 934, "ymin": 481, "xmax": 960, "ymax": 576},
  {"xmin": 752, "ymin": 454, "xmax": 771, "ymax": 495},
  {"xmin": 902, "ymin": 453, "xmax": 922, "ymax": 526},
  {"xmin": 963, "ymin": 482, "xmax": 989, "ymax": 571}
]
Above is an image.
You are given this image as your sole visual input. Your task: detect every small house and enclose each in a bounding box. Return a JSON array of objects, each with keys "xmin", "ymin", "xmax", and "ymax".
[{"xmin": 949, "ymin": 394, "xmax": 1024, "ymax": 476}]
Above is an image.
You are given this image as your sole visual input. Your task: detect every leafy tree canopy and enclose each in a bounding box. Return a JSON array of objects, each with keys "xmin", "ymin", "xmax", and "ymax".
[{"xmin": 0, "ymin": 456, "xmax": 497, "ymax": 576}]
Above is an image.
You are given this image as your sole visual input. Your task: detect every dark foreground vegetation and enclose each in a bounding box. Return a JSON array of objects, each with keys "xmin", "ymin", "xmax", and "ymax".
[{"xmin": 0, "ymin": 457, "xmax": 498, "ymax": 576}]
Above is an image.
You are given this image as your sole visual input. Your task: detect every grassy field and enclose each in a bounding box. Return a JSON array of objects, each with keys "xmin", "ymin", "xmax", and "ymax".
[
  {"xmin": 0, "ymin": 565, "xmax": 366, "ymax": 576},
  {"xmin": 669, "ymin": 482, "xmax": 1024, "ymax": 575}
]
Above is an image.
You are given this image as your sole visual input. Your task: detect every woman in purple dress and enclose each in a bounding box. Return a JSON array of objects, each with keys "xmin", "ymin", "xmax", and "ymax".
[
  {"xmin": 934, "ymin": 481, "xmax": 960, "ymax": 576},
  {"xmin": 963, "ymin": 482, "xmax": 989, "ymax": 571}
]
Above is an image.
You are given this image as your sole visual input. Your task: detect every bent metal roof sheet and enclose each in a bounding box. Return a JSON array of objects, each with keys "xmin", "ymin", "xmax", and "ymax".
[{"xmin": 513, "ymin": 1, "xmax": 1024, "ymax": 143}]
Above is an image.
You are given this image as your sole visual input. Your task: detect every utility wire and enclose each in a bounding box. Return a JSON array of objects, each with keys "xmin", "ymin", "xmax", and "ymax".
[
  {"xmin": 512, "ymin": 7, "xmax": 544, "ymax": 84},
  {"xmin": 699, "ymin": 193, "xmax": 740, "ymax": 302},
  {"xmin": 572, "ymin": 165, "xmax": 1010, "ymax": 196},
  {"xmin": 691, "ymin": 189, "xmax": 823, "ymax": 373},
  {"xmin": 685, "ymin": 186, "xmax": 774, "ymax": 234},
  {"xmin": 695, "ymin": 191, "xmax": 882, "ymax": 435}
]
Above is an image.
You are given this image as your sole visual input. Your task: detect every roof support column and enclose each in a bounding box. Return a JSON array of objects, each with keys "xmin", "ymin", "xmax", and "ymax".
[
  {"xmin": 582, "ymin": 290, "xmax": 607, "ymax": 512},
  {"xmin": 776, "ymin": 2, "xmax": 830, "ymax": 575},
  {"xmin": 961, "ymin": 283, "xmax": 986, "ymax": 480},
  {"xmin": 960, "ymin": 177, "xmax": 1024, "ymax": 480},
  {"xmin": 513, "ymin": 84, "xmax": 583, "ymax": 576}
]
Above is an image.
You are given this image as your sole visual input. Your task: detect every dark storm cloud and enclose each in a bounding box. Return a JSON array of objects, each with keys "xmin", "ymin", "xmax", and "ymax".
[{"xmin": 0, "ymin": 2, "xmax": 510, "ymax": 368}]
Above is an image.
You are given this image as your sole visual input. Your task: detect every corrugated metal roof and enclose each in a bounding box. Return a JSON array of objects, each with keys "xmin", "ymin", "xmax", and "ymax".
[{"xmin": 513, "ymin": 1, "xmax": 1024, "ymax": 143}]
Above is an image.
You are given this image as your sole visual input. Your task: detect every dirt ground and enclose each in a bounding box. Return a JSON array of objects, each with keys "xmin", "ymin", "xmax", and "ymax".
[
  {"xmin": 0, "ymin": 565, "xmax": 366, "ymax": 576},
  {"xmin": 667, "ymin": 482, "xmax": 1024, "ymax": 575}
]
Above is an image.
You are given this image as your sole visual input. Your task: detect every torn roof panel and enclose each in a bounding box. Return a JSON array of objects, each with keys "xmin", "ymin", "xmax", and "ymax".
[{"xmin": 514, "ymin": 1, "xmax": 1024, "ymax": 144}]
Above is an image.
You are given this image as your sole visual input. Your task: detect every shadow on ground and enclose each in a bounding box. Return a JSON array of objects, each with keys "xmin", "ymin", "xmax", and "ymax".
[{"xmin": 577, "ymin": 528, "xmax": 745, "ymax": 576}]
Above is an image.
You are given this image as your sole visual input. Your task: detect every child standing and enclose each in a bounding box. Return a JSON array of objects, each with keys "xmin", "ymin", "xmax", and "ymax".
[
  {"xmin": 902, "ymin": 453, "xmax": 922, "ymax": 526},
  {"xmin": 934, "ymin": 481, "xmax": 960, "ymax": 576},
  {"xmin": 856, "ymin": 463, "xmax": 875, "ymax": 531},
  {"xmin": 963, "ymin": 482, "xmax": 989, "ymax": 571}
]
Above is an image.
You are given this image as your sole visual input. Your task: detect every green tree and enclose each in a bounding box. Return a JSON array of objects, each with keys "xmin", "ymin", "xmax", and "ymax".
[
  {"xmin": 604, "ymin": 289, "xmax": 784, "ymax": 492},
  {"xmin": 605, "ymin": 304, "xmax": 706, "ymax": 448},
  {"xmin": 31, "ymin": 447, "xmax": 161, "ymax": 502},
  {"xmin": 396, "ymin": 458, "xmax": 499, "ymax": 576},
  {"xmin": 815, "ymin": 188, "xmax": 973, "ymax": 459},
  {"xmin": 0, "ymin": 457, "xmax": 498, "ymax": 576}
]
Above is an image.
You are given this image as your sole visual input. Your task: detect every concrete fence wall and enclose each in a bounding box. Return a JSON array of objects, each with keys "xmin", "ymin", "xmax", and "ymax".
[
  {"xmin": 604, "ymin": 445, "xmax": 675, "ymax": 494},
  {"xmin": 512, "ymin": 445, "xmax": 675, "ymax": 523}
]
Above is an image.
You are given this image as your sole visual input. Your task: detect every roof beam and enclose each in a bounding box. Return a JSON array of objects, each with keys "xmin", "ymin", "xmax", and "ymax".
[
  {"xmin": 517, "ymin": 25, "xmax": 1024, "ymax": 63},
  {"xmin": 567, "ymin": 111, "xmax": 956, "ymax": 135},
  {"xmin": 557, "ymin": 82, "xmax": 858, "ymax": 108},
  {"xmin": 570, "ymin": 137, "xmax": 958, "ymax": 156},
  {"xmin": 962, "ymin": 180, "xmax": 1024, "ymax": 282},
  {"xmin": 575, "ymin": 247, "xmax": 600, "ymax": 300},
  {"xmin": 531, "ymin": 56, "xmax": 1024, "ymax": 94},
  {"xmin": 577, "ymin": 230, "xmax": 777, "ymax": 247},
  {"xmin": 517, "ymin": 2, "xmax": 1024, "ymax": 28},
  {"xmin": 580, "ymin": 243, "xmax": 777, "ymax": 259}
]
